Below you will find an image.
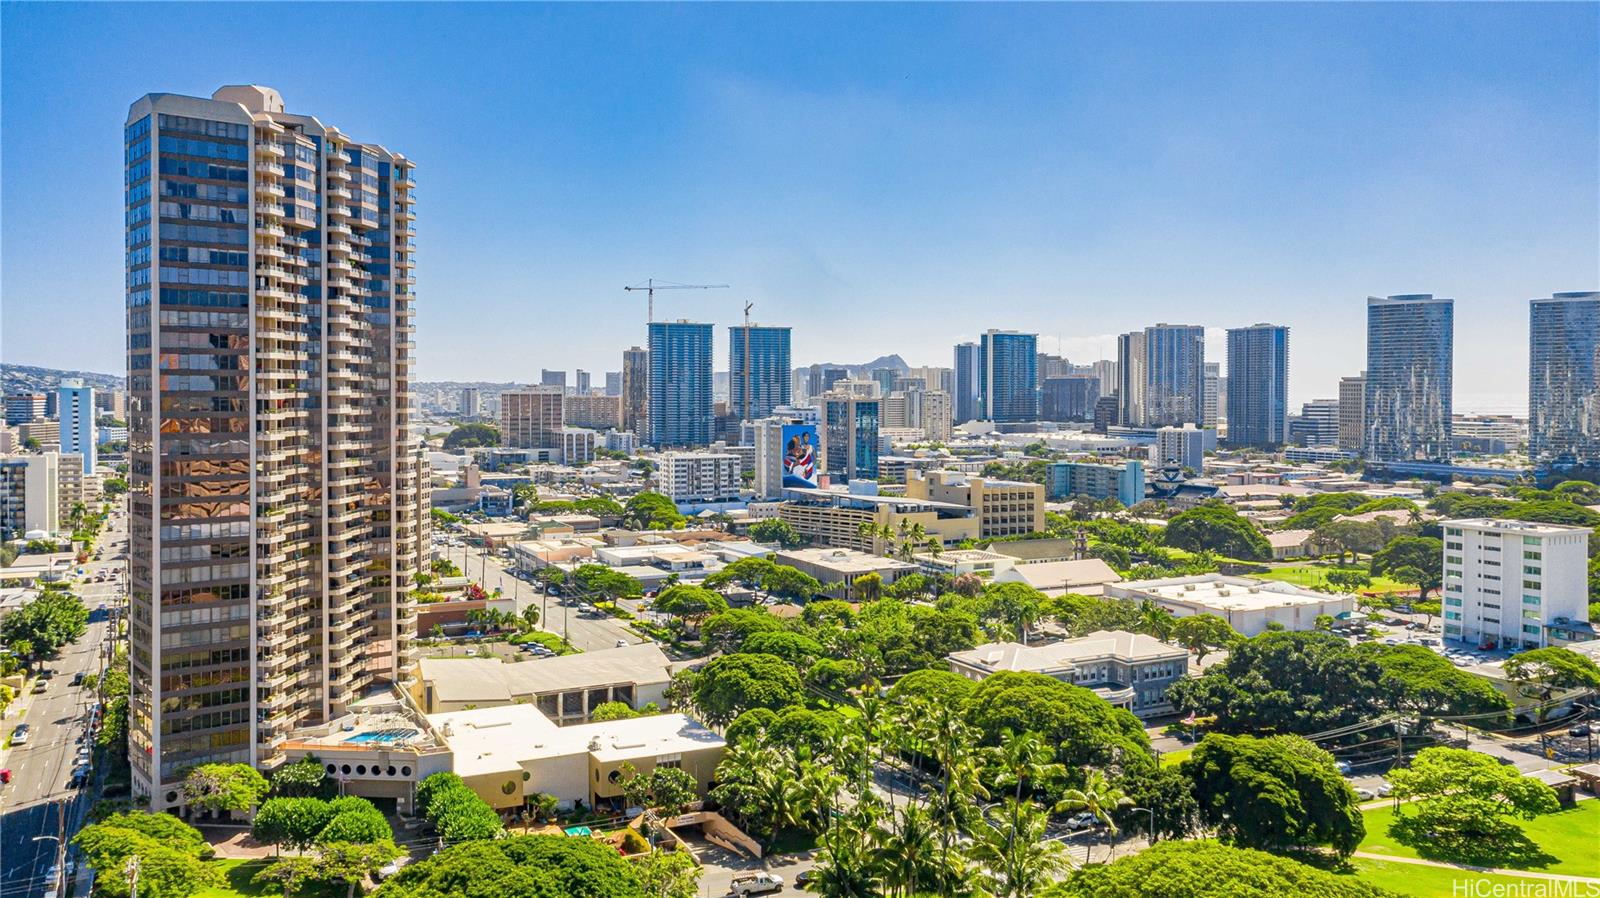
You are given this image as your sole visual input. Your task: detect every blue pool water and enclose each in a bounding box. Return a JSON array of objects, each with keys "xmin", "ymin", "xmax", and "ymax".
[{"xmin": 344, "ymin": 728, "xmax": 418, "ymax": 744}]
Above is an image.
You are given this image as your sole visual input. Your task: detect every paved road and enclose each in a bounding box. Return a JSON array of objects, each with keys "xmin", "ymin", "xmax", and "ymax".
[
  {"xmin": 0, "ymin": 509, "xmax": 127, "ymax": 898},
  {"xmin": 435, "ymin": 540, "xmax": 644, "ymax": 653}
]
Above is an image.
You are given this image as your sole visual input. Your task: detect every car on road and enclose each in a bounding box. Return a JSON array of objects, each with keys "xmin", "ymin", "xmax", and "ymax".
[
  {"xmin": 1570, "ymin": 724, "xmax": 1591, "ymax": 738},
  {"xmin": 1377, "ymin": 781, "xmax": 1395, "ymax": 797},
  {"xmin": 730, "ymin": 872, "xmax": 785, "ymax": 895},
  {"xmin": 72, "ymin": 672, "xmax": 85, "ymax": 686},
  {"xmin": 615, "ymin": 639, "xmax": 629, "ymax": 648},
  {"xmin": 1353, "ymin": 787, "xmax": 1376, "ymax": 800},
  {"xmin": 32, "ymin": 679, "xmax": 47, "ymax": 694},
  {"xmin": 11, "ymin": 724, "xmax": 31, "ymax": 745},
  {"xmin": 793, "ymin": 870, "xmax": 815, "ymax": 890},
  {"xmin": 1066, "ymin": 812, "xmax": 1100, "ymax": 829},
  {"xmin": 1336, "ymin": 760, "xmax": 1352, "ymax": 775},
  {"xmin": 375, "ymin": 856, "xmax": 411, "ymax": 881}
]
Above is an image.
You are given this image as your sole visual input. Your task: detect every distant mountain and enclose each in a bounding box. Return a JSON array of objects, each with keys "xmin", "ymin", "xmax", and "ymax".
[
  {"xmin": 1, "ymin": 364, "xmax": 124, "ymax": 396},
  {"xmin": 796, "ymin": 354, "xmax": 911, "ymax": 377}
]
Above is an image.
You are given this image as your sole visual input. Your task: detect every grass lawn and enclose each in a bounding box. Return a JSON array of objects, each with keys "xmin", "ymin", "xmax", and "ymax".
[
  {"xmin": 198, "ymin": 859, "xmax": 345, "ymax": 898},
  {"xmin": 1347, "ymin": 858, "xmax": 1558, "ymax": 897},
  {"xmin": 1357, "ymin": 801, "xmax": 1600, "ymax": 879},
  {"xmin": 1255, "ymin": 564, "xmax": 1410, "ymax": 595},
  {"xmin": 1158, "ymin": 747, "xmax": 1193, "ymax": 768}
]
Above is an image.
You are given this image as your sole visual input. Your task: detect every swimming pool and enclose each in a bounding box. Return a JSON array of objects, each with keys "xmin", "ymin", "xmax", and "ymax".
[{"xmin": 343, "ymin": 728, "xmax": 418, "ymax": 744}]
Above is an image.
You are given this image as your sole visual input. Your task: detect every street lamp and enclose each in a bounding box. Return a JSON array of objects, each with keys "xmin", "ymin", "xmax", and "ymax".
[{"xmin": 1129, "ymin": 806, "xmax": 1156, "ymax": 843}]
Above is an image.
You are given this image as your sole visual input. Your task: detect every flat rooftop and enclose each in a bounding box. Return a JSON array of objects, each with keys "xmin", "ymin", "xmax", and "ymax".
[
  {"xmin": 1113, "ymin": 574, "xmax": 1344, "ymax": 610},
  {"xmin": 782, "ymin": 487, "xmax": 973, "ymax": 514},
  {"xmin": 417, "ymin": 643, "xmax": 673, "ymax": 704},
  {"xmin": 429, "ymin": 704, "xmax": 723, "ymax": 777},
  {"xmin": 1447, "ymin": 518, "xmax": 1593, "ymax": 536},
  {"xmin": 951, "ymin": 630, "xmax": 1185, "ymax": 672}
]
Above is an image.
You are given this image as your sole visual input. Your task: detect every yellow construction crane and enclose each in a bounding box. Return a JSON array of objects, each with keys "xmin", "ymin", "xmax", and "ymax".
[{"xmin": 624, "ymin": 278, "xmax": 728, "ymax": 325}]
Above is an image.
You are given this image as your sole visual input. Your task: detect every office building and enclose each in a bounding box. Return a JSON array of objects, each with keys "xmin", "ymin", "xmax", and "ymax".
[
  {"xmin": 125, "ymin": 86, "xmax": 425, "ymax": 809},
  {"xmin": 604, "ymin": 430, "xmax": 636, "ymax": 454},
  {"xmin": 1365, "ymin": 295, "xmax": 1453, "ymax": 463},
  {"xmin": 953, "ymin": 342, "xmax": 980, "ymax": 423},
  {"xmin": 1202, "ymin": 362, "xmax": 1220, "ymax": 429},
  {"xmin": 1107, "ymin": 574, "xmax": 1353, "ymax": 637},
  {"xmin": 540, "ymin": 369, "xmax": 567, "ymax": 390},
  {"xmin": 96, "ymin": 389, "xmax": 129, "ymax": 420},
  {"xmin": 729, "ymin": 324, "xmax": 792, "ymax": 421},
  {"xmin": 0, "ymin": 453, "xmax": 61, "ymax": 536},
  {"xmin": 1529, "ymin": 293, "xmax": 1600, "ymax": 468},
  {"xmin": 1290, "ymin": 399, "xmax": 1340, "ymax": 448},
  {"xmin": 1453, "ymin": 415, "xmax": 1526, "ymax": 455},
  {"xmin": 16, "ymin": 421, "xmax": 59, "ymax": 452},
  {"xmin": 750, "ymin": 418, "xmax": 789, "ymax": 500},
  {"xmin": 501, "ymin": 387, "xmax": 564, "ymax": 449},
  {"xmin": 821, "ymin": 395, "xmax": 881, "ymax": 481},
  {"xmin": 657, "ymin": 451, "xmax": 741, "ymax": 505},
  {"xmin": 1224, "ymin": 324, "xmax": 1289, "ymax": 447},
  {"xmin": 604, "ymin": 371, "xmax": 622, "ymax": 397},
  {"xmin": 1443, "ymin": 519, "xmax": 1592, "ymax": 650},
  {"xmin": 648, "ymin": 321, "xmax": 714, "ymax": 447},
  {"xmin": 458, "ymin": 387, "xmax": 481, "ymax": 418},
  {"xmin": 978, "ymin": 330, "xmax": 1039, "ymax": 424},
  {"xmin": 1092, "ymin": 396, "xmax": 1119, "ymax": 433},
  {"xmin": 58, "ymin": 379, "xmax": 97, "ymax": 473},
  {"xmin": 621, "ymin": 346, "xmax": 648, "ymax": 437},
  {"xmin": 1046, "ymin": 459, "xmax": 1145, "ymax": 507},
  {"xmin": 563, "ymin": 394, "xmax": 622, "ymax": 431},
  {"xmin": 4, "ymin": 394, "xmax": 45, "ymax": 426},
  {"xmin": 948, "ymin": 631, "xmax": 1189, "ymax": 719},
  {"xmin": 1155, "ymin": 424, "xmax": 1205, "ymax": 471},
  {"xmin": 866, "ymin": 367, "xmax": 897, "ymax": 398},
  {"xmin": 905, "ymin": 366, "xmax": 949, "ymax": 394},
  {"xmin": 921, "ymin": 391, "xmax": 953, "ymax": 442},
  {"xmin": 1041, "ymin": 374, "xmax": 1100, "ymax": 422},
  {"xmin": 904, "ymin": 470, "xmax": 1045, "ymax": 539},
  {"xmin": 1338, "ymin": 374, "xmax": 1366, "ymax": 451},
  {"xmin": 574, "ymin": 370, "xmax": 591, "ymax": 395}
]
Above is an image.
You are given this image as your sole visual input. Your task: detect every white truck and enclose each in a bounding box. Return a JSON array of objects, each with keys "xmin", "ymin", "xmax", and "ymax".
[{"xmin": 729, "ymin": 872, "xmax": 785, "ymax": 895}]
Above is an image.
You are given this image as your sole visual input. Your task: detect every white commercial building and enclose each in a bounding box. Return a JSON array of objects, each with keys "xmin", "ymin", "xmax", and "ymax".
[
  {"xmin": 1106, "ymin": 573, "xmax": 1354, "ymax": 636},
  {"xmin": 1443, "ymin": 518, "xmax": 1592, "ymax": 650},
  {"xmin": 58, "ymin": 379, "xmax": 96, "ymax": 473},
  {"xmin": 657, "ymin": 451, "xmax": 741, "ymax": 506},
  {"xmin": 559, "ymin": 426, "xmax": 596, "ymax": 465}
]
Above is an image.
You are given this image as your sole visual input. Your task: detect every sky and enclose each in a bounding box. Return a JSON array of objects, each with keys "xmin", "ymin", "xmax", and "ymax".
[{"xmin": 2, "ymin": 3, "xmax": 1596, "ymax": 413}]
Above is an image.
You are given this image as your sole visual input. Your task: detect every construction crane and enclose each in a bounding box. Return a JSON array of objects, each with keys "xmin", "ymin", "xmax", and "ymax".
[
  {"xmin": 624, "ymin": 278, "xmax": 728, "ymax": 325},
  {"xmin": 741, "ymin": 301, "xmax": 754, "ymax": 421}
]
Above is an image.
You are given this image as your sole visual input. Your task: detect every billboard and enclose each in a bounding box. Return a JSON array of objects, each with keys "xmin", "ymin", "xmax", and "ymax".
[{"xmin": 781, "ymin": 423, "xmax": 819, "ymax": 488}]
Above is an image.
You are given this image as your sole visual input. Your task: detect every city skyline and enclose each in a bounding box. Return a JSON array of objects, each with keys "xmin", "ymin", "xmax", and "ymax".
[{"xmin": 3, "ymin": 3, "xmax": 1597, "ymax": 414}]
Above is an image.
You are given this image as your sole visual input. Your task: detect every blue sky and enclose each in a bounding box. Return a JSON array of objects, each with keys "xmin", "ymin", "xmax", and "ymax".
[{"xmin": 2, "ymin": 2, "xmax": 1595, "ymax": 411}]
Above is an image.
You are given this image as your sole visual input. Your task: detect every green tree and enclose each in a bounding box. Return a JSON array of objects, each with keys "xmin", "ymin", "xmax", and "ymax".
[
  {"xmin": 689, "ymin": 652, "xmax": 804, "ymax": 726},
  {"xmin": 972, "ymin": 797, "xmax": 1074, "ymax": 897},
  {"xmin": 1503, "ymin": 646, "xmax": 1600, "ymax": 717},
  {"xmin": 1387, "ymin": 747, "xmax": 1560, "ymax": 862},
  {"xmin": 761, "ymin": 564, "xmax": 824, "ymax": 601},
  {"xmin": 703, "ymin": 557, "xmax": 776, "ymax": 591},
  {"xmin": 270, "ymin": 755, "xmax": 335, "ymax": 799},
  {"xmin": 651, "ymin": 584, "xmax": 728, "ymax": 634},
  {"xmin": 1369, "ymin": 536, "xmax": 1444, "ymax": 599},
  {"xmin": 442, "ymin": 422, "xmax": 500, "ymax": 449},
  {"xmin": 1038, "ymin": 839, "xmax": 1402, "ymax": 898},
  {"xmin": 252, "ymin": 797, "xmax": 336, "ymax": 853},
  {"xmin": 620, "ymin": 764, "xmax": 700, "ymax": 818},
  {"xmin": 1367, "ymin": 643, "xmax": 1512, "ymax": 717},
  {"xmin": 1, "ymin": 586, "xmax": 88, "ymax": 659},
  {"xmin": 1182, "ymin": 733, "xmax": 1364, "ymax": 858},
  {"xmin": 965, "ymin": 671, "xmax": 1152, "ymax": 774},
  {"xmin": 1166, "ymin": 630, "xmax": 1385, "ymax": 735},
  {"xmin": 181, "ymin": 762, "xmax": 269, "ymax": 817},
  {"xmin": 1163, "ymin": 501, "xmax": 1271, "ymax": 560},
  {"xmin": 700, "ymin": 607, "xmax": 783, "ymax": 653},
  {"xmin": 887, "ymin": 668, "xmax": 977, "ymax": 707},
  {"xmin": 372, "ymin": 835, "xmax": 641, "ymax": 898},
  {"xmin": 635, "ymin": 849, "xmax": 701, "ymax": 898},
  {"xmin": 75, "ymin": 812, "xmax": 219, "ymax": 898},
  {"xmin": 1325, "ymin": 568, "xmax": 1372, "ymax": 593},
  {"xmin": 590, "ymin": 701, "xmax": 641, "ymax": 721},
  {"xmin": 624, "ymin": 492, "xmax": 686, "ymax": 530},
  {"xmin": 852, "ymin": 571, "xmax": 884, "ymax": 602},
  {"xmin": 979, "ymin": 581, "xmax": 1047, "ymax": 642},
  {"xmin": 742, "ymin": 629, "xmax": 825, "ymax": 665},
  {"xmin": 1055, "ymin": 768, "xmax": 1132, "ymax": 863},
  {"xmin": 316, "ymin": 796, "xmax": 393, "ymax": 845},
  {"xmin": 1168, "ymin": 613, "xmax": 1237, "ymax": 663},
  {"xmin": 708, "ymin": 738, "xmax": 807, "ymax": 847},
  {"xmin": 1311, "ymin": 519, "xmax": 1386, "ymax": 565},
  {"xmin": 569, "ymin": 563, "xmax": 643, "ymax": 601},
  {"xmin": 748, "ymin": 518, "xmax": 809, "ymax": 548}
]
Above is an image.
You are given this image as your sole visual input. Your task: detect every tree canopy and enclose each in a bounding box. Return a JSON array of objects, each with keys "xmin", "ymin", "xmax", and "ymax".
[
  {"xmin": 181, "ymin": 762, "xmax": 268, "ymax": 816},
  {"xmin": 443, "ymin": 422, "xmax": 500, "ymax": 449},
  {"xmin": 1386, "ymin": 747, "xmax": 1560, "ymax": 863},
  {"xmin": 75, "ymin": 812, "xmax": 219, "ymax": 898},
  {"xmin": 1167, "ymin": 631, "xmax": 1386, "ymax": 735},
  {"xmin": 1163, "ymin": 502, "xmax": 1271, "ymax": 560},
  {"xmin": 1, "ymin": 586, "xmax": 88, "ymax": 661},
  {"xmin": 623, "ymin": 492, "xmax": 686, "ymax": 530},
  {"xmin": 1369, "ymin": 536, "xmax": 1443, "ymax": 598},
  {"xmin": 965, "ymin": 671, "xmax": 1152, "ymax": 774},
  {"xmin": 748, "ymin": 518, "xmax": 809, "ymax": 548},
  {"xmin": 689, "ymin": 652, "xmax": 805, "ymax": 726},
  {"xmin": 1039, "ymin": 839, "xmax": 1402, "ymax": 898},
  {"xmin": 1182, "ymin": 733, "xmax": 1364, "ymax": 857},
  {"xmin": 374, "ymin": 835, "xmax": 642, "ymax": 898}
]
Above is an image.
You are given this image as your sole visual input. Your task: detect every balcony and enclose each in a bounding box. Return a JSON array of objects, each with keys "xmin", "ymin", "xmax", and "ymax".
[
  {"xmin": 256, "ymin": 142, "xmax": 286, "ymax": 159},
  {"xmin": 255, "ymin": 161, "xmax": 285, "ymax": 178}
]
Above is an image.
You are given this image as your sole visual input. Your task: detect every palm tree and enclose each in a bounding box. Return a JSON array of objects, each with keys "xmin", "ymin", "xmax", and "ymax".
[
  {"xmin": 873, "ymin": 803, "xmax": 939, "ymax": 897},
  {"xmin": 1137, "ymin": 599, "xmax": 1174, "ymax": 640},
  {"xmin": 1054, "ymin": 769, "xmax": 1132, "ymax": 863},
  {"xmin": 989, "ymin": 729, "xmax": 1063, "ymax": 803},
  {"xmin": 813, "ymin": 811, "xmax": 882, "ymax": 898},
  {"xmin": 68, "ymin": 501, "xmax": 88, "ymax": 534},
  {"xmin": 971, "ymin": 798, "xmax": 1074, "ymax": 898},
  {"xmin": 710, "ymin": 739, "xmax": 807, "ymax": 850}
]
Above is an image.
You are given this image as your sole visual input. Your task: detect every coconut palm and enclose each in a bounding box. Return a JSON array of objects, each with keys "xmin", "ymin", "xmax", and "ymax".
[
  {"xmin": 1054, "ymin": 769, "xmax": 1132, "ymax": 863},
  {"xmin": 709, "ymin": 739, "xmax": 807, "ymax": 849},
  {"xmin": 813, "ymin": 811, "xmax": 883, "ymax": 898},
  {"xmin": 873, "ymin": 803, "xmax": 940, "ymax": 897},
  {"xmin": 988, "ymin": 729, "xmax": 1064, "ymax": 803},
  {"xmin": 971, "ymin": 797, "xmax": 1074, "ymax": 898},
  {"xmin": 1137, "ymin": 599, "xmax": 1175, "ymax": 640}
]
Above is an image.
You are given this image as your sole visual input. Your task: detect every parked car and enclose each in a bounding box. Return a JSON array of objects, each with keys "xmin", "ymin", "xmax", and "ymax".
[
  {"xmin": 1353, "ymin": 787, "xmax": 1376, "ymax": 800},
  {"xmin": 614, "ymin": 639, "xmax": 629, "ymax": 648},
  {"xmin": 1377, "ymin": 781, "xmax": 1395, "ymax": 797},
  {"xmin": 1336, "ymin": 760, "xmax": 1353, "ymax": 775},
  {"xmin": 1570, "ymin": 724, "xmax": 1591, "ymax": 738},
  {"xmin": 1066, "ymin": 812, "xmax": 1100, "ymax": 829}
]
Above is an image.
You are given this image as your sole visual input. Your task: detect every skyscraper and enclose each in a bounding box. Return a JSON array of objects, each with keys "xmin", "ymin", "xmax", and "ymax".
[
  {"xmin": 1117, "ymin": 325, "xmax": 1205, "ymax": 428},
  {"xmin": 501, "ymin": 387, "xmax": 564, "ymax": 449},
  {"xmin": 604, "ymin": 371, "xmax": 622, "ymax": 397},
  {"xmin": 729, "ymin": 324, "xmax": 792, "ymax": 421},
  {"xmin": 622, "ymin": 347, "xmax": 649, "ymax": 436},
  {"xmin": 1202, "ymin": 362, "xmax": 1220, "ymax": 429},
  {"xmin": 574, "ymin": 369, "xmax": 591, "ymax": 395},
  {"xmin": 821, "ymin": 395, "xmax": 881, "ymax": 481},
  {"xmin": 648, "ymin": 321, "xmax": 714, "ymax": 447},
  {"xmin": 540, "ymin": 369, "xmax": 567, "ymax": 390},
  {"xmin": 1338, "ymin": 374, "xmax": 1366, "ymax": 451},
  {"xmin": 1364, "ymin": 295, "xmax": 1453, "ymax": 463},
  {"xmin": 458, "ymin": 387, "xmax": 481, "ymax": 418},
  {"xmin": 953, "ymin": 342, "xmax": 980, "ymax": 423},
  {"xmin": 58, "ymin": 378, "xmax": 97, "ymax": 472},
  {"xmin": 1224, "ymin": 324, "xmax": 1290, "ymax": 447},
  {"xmin": 978, "ymin": 330, "xmax": 1038, "ymax": 424},
  {"xmin": 125, "ymin": 86, "xmax": 424, "ymax": 809},
  {"xmin": 1529, "ymin": 292, "xmax": 1600, "ymax": 468}
]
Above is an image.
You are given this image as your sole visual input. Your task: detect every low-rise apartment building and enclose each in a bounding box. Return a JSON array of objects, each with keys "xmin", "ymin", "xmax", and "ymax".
[
  {"xmin": 776, "ymin": 487, "xmax": 980, "ymax": 552},
  {"xmin": 1045, "ymin": 459, "xmax": 1144, "ymax": 507},
  {"xmin": 658, "ymin": 451, "xmax": 741, "ymax": 506}
]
